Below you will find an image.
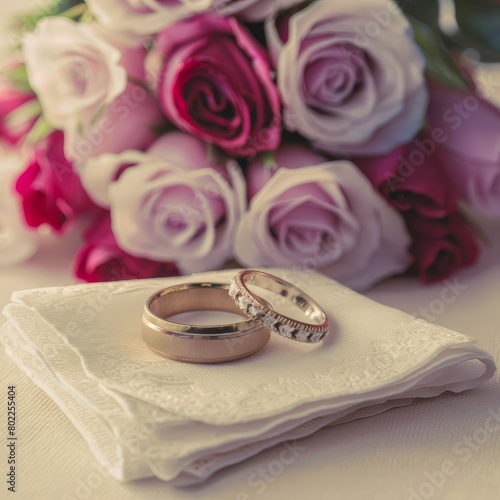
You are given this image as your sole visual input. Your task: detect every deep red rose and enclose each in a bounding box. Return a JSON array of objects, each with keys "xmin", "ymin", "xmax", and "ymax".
[
  {"xmin": 353, "ymin": 135, "xmax": 480, "ymax": 282},
  {"xmin": 148, "ymin": 13, "xmax": 281, "ymax": 158},
  {"xmin": 354, "ymin": 134, "xmax": 456, "ymax": 218},
  {"xmin": 407, "ymin": 214, "xmax": 479, "ymax": 284},
  {"xmin": 74, "ymin": 212, "xmax": 179, "ymax": 283},
  {"xmin": 15, "ymin": 130, "xmax": 95, "ymax": 233}
]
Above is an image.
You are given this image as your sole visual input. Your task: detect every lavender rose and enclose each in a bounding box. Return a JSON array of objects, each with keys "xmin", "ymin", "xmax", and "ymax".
[
  {"xmin": 107, "ymin": 132, "xmax": 246, "ymax": 273},
  {"xmin": 234, "ymin": 144, "xmax": 412, "ymax": 290},
  {"xmin": 266, "ymin": 0, "xmax": 428, "ymax": 156},
  {"xmin": 427, "ymin": 81, "xmax": 500, "ymax": 216}
]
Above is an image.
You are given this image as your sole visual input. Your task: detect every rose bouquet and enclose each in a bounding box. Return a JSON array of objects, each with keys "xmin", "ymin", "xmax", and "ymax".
[{"xmin": 1, "ymin": 0, "xmax": 499, "ymax": 289}]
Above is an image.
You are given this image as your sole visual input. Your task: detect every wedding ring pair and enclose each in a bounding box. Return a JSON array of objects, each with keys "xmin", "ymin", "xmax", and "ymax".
[{"xmin": 142, "ymin": 270, "xmax": 329, "ymax": 364}]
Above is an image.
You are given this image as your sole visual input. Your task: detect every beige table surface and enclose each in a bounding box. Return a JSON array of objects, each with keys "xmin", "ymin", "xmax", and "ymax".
[
  {"xmin": 1, "ymin": 2, "xmax": 500, "ymax": 499},
  {"xmin": 1, "ymin": 224, "xmax": 499, "ymax": 500}
]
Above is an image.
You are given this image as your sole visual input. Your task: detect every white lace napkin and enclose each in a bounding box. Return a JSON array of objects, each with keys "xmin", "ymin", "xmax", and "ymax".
[{"xmin": 1, "ymin": 269, "xmax": 496, "ymax": 484}]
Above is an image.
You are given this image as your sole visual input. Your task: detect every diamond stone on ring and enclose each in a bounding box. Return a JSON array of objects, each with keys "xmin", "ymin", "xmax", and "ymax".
[{"xmin": 229, "ymin": 270, "xmax": 329, "ymax": 344}]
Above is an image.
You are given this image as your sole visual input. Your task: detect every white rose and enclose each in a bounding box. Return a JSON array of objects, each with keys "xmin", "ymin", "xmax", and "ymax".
[
  {"xmin": 107, "ymin": 132, "xmax": 246, "ymax": 273},
  {"xmin": 23, "ymin": 17, "xmax": 127, "ymax": 132},
  {"xmin": 85, "ymin": 0, "xmax": 190, "ymax": 36},
  {"xmin": 78, "ymin": 150, "xmax": 152, "ymax": 208},
  {"xmin": 86, "ymin": 0, "xmax": 305, "ymax": 37},
  {"xmin": 183, "ymin": 0, "xmax": 305, "ymax": 21},
  {"xmin": 0, "ymin": 148, "xmax": 37, "ymax": 266},
  {"xmin": 23, "ymin": 17, "xmax": 164, "ymax": 164}
]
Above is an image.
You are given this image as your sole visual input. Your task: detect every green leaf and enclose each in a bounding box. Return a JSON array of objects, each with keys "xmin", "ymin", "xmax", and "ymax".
[
  {"xmin": 444, "ymin": 30, "xmax": 500, "ymax": 64},
  {"xmin": 206, "ymin": 142, "xmax": 216, "ymax": 164},
  {"xmin": 454, "ymin": 0, "xmax": 500, "ymax": 55},
  {"xmin": 398, "ymin": 0, "xmax": 440, "ymax": 28},
  {"xmin": 57, "ymin": 3, "xmax": 88, "ymax": 20},
  {"xmin": 409, "ymin": 16, "xmax": 468, "ymax": 89},
  {"xmin": 53, "ymin": 0, "xmax": 85, "ymax": 15},
  {"xmin": 5, "ymin": 100, "xmax": 42, "ymax": 131},
  {"xmin": 25, "ymin": 115, "xmax": 53, "ymax": 145},
  {"xmin": 80, "ymin": 10, "xmax": 95, "ymax": 23},
  {"xmin": 90, "ymin": 105, "xmax": 107, "ymax": 126},
  {"xmin": 262, "ymin": 152, "xmax": 278, "ymax": 171},
  {"xmin": 5, "ymin": 65, "xmax": 33, "ymax": 93},
  {"xmin": 128, "ymin": 76, "xmax": 148, "ymax": 91},
  {"xmin": 150, "ymin": 122, "xmax": 172, "ymax": 138},
  {"xmin": 14, "ymin": 0, "xmax": 85, "ymax": 32},
  {"xmin": 206, "ymin": 142, "xmax": 227, "ymax": 166},
  {"xmin": 205, "ymin": 142, "xmax": 228, "ymax": 166},
  {"xmin": 76, "ymin": 120, "xmax": 84, "ymax": 137}
]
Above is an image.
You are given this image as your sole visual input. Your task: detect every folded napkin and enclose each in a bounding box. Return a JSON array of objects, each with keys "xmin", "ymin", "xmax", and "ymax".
[{"xmin": 1, "ymin": 269, "xmax": 496, "ymax": 485}]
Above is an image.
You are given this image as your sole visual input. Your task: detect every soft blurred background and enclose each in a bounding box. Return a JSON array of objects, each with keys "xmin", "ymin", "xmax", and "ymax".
[{"xmin": 2, "ymin": 0, "xmax": 500, "ymax": 297}]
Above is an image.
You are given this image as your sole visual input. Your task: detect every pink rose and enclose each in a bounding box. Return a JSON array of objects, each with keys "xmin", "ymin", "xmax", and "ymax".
[
  {"xmin": 105, "ymin": 132, "xmax": 246, "ymax": 274},
  {"xmin": 147, "ymin": 14, "xmax": 281, "ymax": 157},
  {"xmin": 66, "ymin": 80, "xmax": 163, "ymax": 164},
  {"xmin": 427, "ymin": 81, "xmax": 500, "ymax": 216},
  {"xmin": 0, "ymin": 70, "xmax": 37, "ymax": 145},
  {"xmin": 15, "ymin": 131, "xmax": 95, "ymax": 233},
  {"xmin": 74, "ymin": 212, "xmax": 179, "ymax": 283},
  {"xmin": 266, "ymin": 0, "xmax": 428, "ymax": 156},
  {"xmin": 235, "ymin": 144, "xmax": 412, "ymax": 290}
]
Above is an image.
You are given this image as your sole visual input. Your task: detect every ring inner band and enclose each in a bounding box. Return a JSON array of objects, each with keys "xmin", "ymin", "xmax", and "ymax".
[
  {"xmin": 242, "ymin": 272, "xmax": 326, "ymax": 325},
  {"xmin": 145, "ymin": 283, "xmax": 260, "ymax": 337}
]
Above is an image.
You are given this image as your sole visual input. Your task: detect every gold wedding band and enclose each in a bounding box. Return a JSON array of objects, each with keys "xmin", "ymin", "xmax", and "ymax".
[
  {"xmin": 229, "ymin": 270, "xmax": 328, "ymax": 344},
  {"xmin": 142, "ymin": 282, "xmax": 271, "ymax": 363}
]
